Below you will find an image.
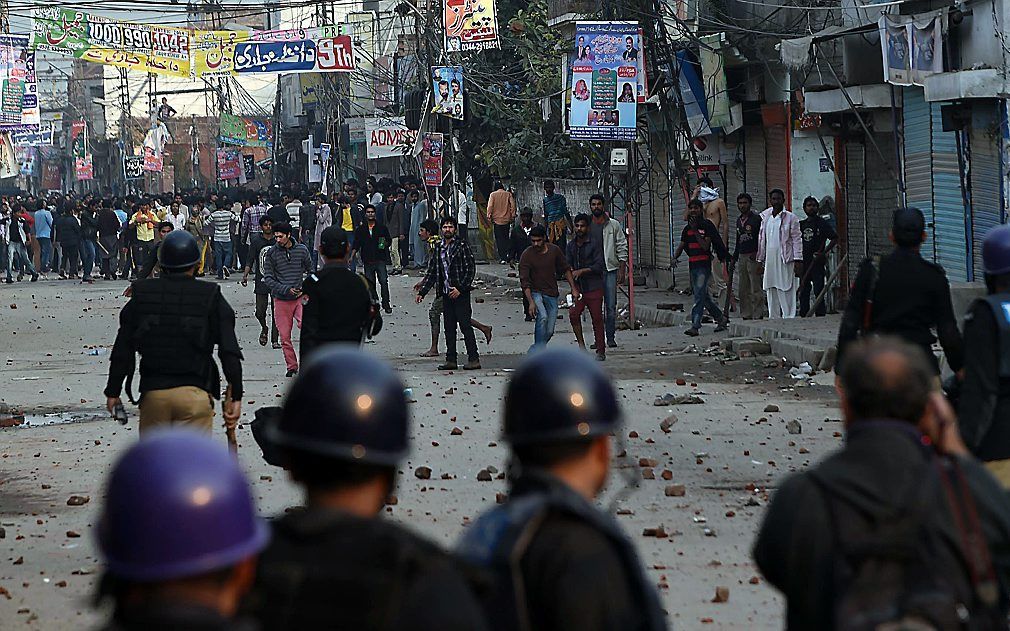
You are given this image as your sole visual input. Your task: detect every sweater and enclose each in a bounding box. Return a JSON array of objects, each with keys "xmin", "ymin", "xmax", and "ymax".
[{"xmin": 262, "ymin": 242, "xmax": 312, "ymax": 300}]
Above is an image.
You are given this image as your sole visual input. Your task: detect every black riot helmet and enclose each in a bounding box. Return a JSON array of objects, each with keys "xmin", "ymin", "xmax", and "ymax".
[
  {"xmin": 503, "ymin": 349, "xmax": 622, "ymax": 445},
  {"xmin": 157, "ymin": 230, "xmax": 202, "ymax": 271},
  {"xmin": 269, "ymin": 347, "xmax": 408, "ymax": 466}
]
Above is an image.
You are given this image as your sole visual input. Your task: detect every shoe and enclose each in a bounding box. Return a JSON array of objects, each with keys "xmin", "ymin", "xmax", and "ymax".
[
  {"xmin": 17, "ymin": 274, "xmax": 23, "ymax": 282},
  {"xmin": 383, "ymin": 305, "xmax": 392, "ymax": 314},
  {"xmin": 58, "ymin": 272, "xmax": 66, "ymax": 279},
  {"xmin": 438, "ymin": 362, "xmax": 458, "ymax": 371},
  {"xmin": 607, "ymin": 340, "xmax": 618, "ymax": 348},
  {"xmin": 463, "ymin": 360, "xmax": 481, "ymax": 370},
  {"xmin": 272, "ymin": 341, "xmax": 282, "ymax": 350},
  {"xmin": 30, "ymin": 275, "xmax": 38, "ymax": 282},
  {"xmin": 285, "ymin": 369, "xmax": 298, "ymax": 377},
  {"xmin": 714, "ymin": 323, "xmax": 728, "ymax": 333},
  {"xmin": 223, "ymin": 267, "xmax": 231, "ymax": 277},
  {"xmin": 4, "ymin": 279, "xmax": 11, "ymax": 284},
  {"xmin": 596, "ymin": 353, "xmax": 606, "ymax": 361},
  {"xmin": 259, "ymin": 329, "xmax": 268, "ymax": 346},
  {"xmin": 684, "ymin": 327, "xmax": 700, "ymax": 337},
  {"xmin": 217, "ymin": 274, "xmax": 224, "ymax": 280},
  {"xmin": 590, "ymin": 343, "xmax": 597, "ymax": 349}
]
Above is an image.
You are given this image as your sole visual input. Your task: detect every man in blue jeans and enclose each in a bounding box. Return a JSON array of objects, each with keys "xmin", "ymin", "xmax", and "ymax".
[
  {"xmin": 519, "ymin": 225, "xmax": 580, "ymax": 352},
  {"xmin": 34, "ymin": 203, "xmax": 54, "ymax": 274},
  {"xmin": 589, "ymin": 193, "xmax": 629, "ymax": 348},
  {"xmin": 674, "ymin": 199, "xmax": 727, "ymax": 336}
]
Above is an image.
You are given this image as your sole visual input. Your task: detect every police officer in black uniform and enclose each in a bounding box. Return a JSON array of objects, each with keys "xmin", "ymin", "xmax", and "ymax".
[
  {"xmin": 105, "ymin": 230, "xmax": 244, "ymax": 435},
  {"xmin": 299, "ymin": 226, "xmax": 379, "ymax": 359},
  {"xmin": 458, "ymin": 348, "xmax": 667, "ymax": 631},
  {"xmin": 836, "ymin": 207, "xmax": 963, "ymax": 376},
  {"xmin": 959, "ymin": 224, "xmax": 1010, "ymax": 488},
  {"xmin": 242, "ymin": 348, "xmax": 489, "ymax": 630}
]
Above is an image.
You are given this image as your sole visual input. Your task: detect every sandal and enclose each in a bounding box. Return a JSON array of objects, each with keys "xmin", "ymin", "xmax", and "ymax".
[{"xmin": 259, "ymin": 329, "xmax": 268, "ymax": 346}]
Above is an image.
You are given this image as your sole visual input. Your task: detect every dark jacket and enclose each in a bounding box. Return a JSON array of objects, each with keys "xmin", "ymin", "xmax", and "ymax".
[
  {"xmin": 959, "ymin": 296, "xmax": 1010, "ymax": 461},
  {"xmin": 300, "ymin": 264, "xmax": 374, "ymax": 358},
  {"xmin": 754, "ymin": 421, "xmax": 1010, "ymax": 629},
  {"xmin": 836, "ymin": 248, "xmax": 963, "ymax": 373},
  {"xmin": 56, "ymin": 214, "xmax": 83, "ymax": 246},
  {"xmin": 81, "ymin": 211, "xmax": 99, "ymax": 241},
  {"xmin": 418, "ymin": 237, "xmax": 476, "ymax": 299},
  {"xmin": 98, "ymin": 603, "xmax": 256, "ymax": 631},
  {"xmin": 510, "ymin": 222, "xmax": 534, "ymax": 261},
  {"xmin": 566, "ymin": 235, "xmax": 605, "ymax": 293},
  {"xmin": 242, "ymin": 508, "xmax": 489, "ymax": 631},
  {"xmin": 352, "ymin": 222, "xmax": 393, "ymax": 265}
]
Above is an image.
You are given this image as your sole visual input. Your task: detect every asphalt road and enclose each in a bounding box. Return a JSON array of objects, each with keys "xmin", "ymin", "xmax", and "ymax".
[{"xmin": 0, "ymin": 270, "xmax": 842, "ymax": 629}]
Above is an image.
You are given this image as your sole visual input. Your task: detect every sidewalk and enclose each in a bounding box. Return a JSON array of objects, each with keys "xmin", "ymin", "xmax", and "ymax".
[{"xmin": 474, "ymin": 263, "xmax": 841, "ymax": 369}]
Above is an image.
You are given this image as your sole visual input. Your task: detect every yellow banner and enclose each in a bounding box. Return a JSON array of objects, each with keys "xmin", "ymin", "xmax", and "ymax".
[{"xmin": 192, "ymin": 30, "xmax": 250, "ymax": 77}]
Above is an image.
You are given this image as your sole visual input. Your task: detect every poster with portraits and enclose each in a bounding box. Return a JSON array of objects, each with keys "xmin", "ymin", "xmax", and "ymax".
[
  {"xmin": 879, "ymin": 12, "xmax": 943, "ymax": 86},
  {"xmin": 431, "ymin": 66, "xmax": 464, "ymax": 120},
  {"xmin": 568, "ymin": 21, "xmax": 639, "ymax": 141}
]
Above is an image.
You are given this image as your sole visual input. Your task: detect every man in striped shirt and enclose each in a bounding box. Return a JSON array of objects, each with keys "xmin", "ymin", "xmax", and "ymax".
[
  {"xmin": 674, "ymin": 199, "xmax": 728, "ymax": 337},
  {"xmin": 209, "ymin": 202, "xmax": 237, "ymax": 279}
]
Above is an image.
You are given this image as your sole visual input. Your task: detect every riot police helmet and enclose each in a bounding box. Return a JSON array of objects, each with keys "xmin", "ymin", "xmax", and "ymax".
[
  {"xmin": 982, "ymin": 225, "xmax": 1010, "ymax": 276},
  {"xmin": 157, "ymin": 230, "xmax": 202, "ymax": 271}
]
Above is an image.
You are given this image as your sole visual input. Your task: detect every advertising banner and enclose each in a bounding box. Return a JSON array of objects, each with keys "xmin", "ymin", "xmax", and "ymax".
[
  {"xmin": 124, "ymin": 155, "xmax": 144, "ymax": 179},
  {"xmin": 41, "ymin": 160, "xmax": 60, "ymax": 189},
  {"xmin": 70, "ymin": 119, "xmax": 87, "ymax": 160},
  {"xmin": 0, "ymin": 35, "xmax": 39, "ymax": 131},
  {"xmin": 11, "ymin": 121, "xmax": 53, "ymax": 146},
  {"xmin": 879, "ymin": 12, "xmax": 942, "ymax": 86},
  {"xmin": 75, "ymin": 155, "xmax": 93, "ymax": 180},
  {"xmin": 233, "ymin": 32, "xmax": 355, "ymax": 75},
  {"xmin": 241, "ymin": 154, "xmax": 256, "ymax": 179},
  {"xmin": 219, "ymin": 112, "xmax": 273, "ymax": 147},
  {"xmin": 421, "ymin": 132, "xmax": 443, "ymax": 187},
  {"xmin": 216, "ymin": 148, "xmax": 241, "ymax": 180},
  {"xmin": 431, "ymin": 66, "xmax": 464, "ymax": 120},
  {"xmin": 191, "ymin": 29, "xmax": 250, "ymax": 77},
  {"xmin": 365, "ymin": 116, "xmax": 412, "ymax": 159},
  {"xmin": 444, "ymin": 0, "xmax": 500, "ymax": 52},
  {"xmin": 32, "ymin": 7, "xmax": 192, "ymax": 78},
  {"xmin": 569, "ymin": 21, "xmax": 640, "ymax": 142}
]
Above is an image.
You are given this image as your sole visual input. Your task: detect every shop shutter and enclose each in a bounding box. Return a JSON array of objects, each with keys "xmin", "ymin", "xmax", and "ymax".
[
  {"xmin": 931, "ymin": 101, "xmax": 969, "ymax": 282},
  {"xmin": 864, "ymin": 132, "xmax": 897, "ymax": 258},
  {"xmin": 765, "ymin": 125, "xmax": 789, "ymax": 206},
  {"xmin": 902, "ymin": 87, "xmax": 934, "ymax": 259},
  {"xmin": 652, "ymin": 145, "xmax": 673, "ymax": 272},
  {"xmin": 744, "ymin": 125, "xmax": 766, "ymax": 209},
  {"xmin": 845, "ymin": 140, "xmax": 866, "ymax": 280},
  {"xmin": 970, "ymin": 104, "xmax": 1002, "ymax": 280}
]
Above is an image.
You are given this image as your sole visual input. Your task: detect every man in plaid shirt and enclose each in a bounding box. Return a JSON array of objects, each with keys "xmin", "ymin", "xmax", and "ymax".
[
  {"xmin": 415, "ymin": 216, "xmax": 481, "ymax": 370},
  {"xmin": 239, "ymin": 196, "xmax": 268, "ymax": 262}
]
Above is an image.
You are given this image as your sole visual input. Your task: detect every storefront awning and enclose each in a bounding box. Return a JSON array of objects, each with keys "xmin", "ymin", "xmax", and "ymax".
[
  {"xmin": 923, "ymin": 69, "xmax": 1010, "ymax": 101},
  {"xmin": 804, "ymin": 84, "xmax": 893, "ymax": 113}
]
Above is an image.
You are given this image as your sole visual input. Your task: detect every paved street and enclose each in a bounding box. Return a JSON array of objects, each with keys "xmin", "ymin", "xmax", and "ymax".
[{"xmin": 0, "ymin": 270, "xmax": 842, "ymax": 629}]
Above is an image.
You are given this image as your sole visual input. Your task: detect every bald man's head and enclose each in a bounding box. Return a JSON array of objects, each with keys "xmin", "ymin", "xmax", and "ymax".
[{"xmin": 838, "ymin": 337, "xmax": 934, "ymax": 426}]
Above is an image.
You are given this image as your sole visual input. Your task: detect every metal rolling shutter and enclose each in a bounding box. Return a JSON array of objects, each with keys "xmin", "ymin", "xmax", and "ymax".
[
  {"xmin": 652, "ymin": 145, "xmax": 673, "ymax": 271},
  {"xmin": 744, "ymin": 126, "xmax": 766, "ymax": 209},
  {"xmin": 864, "ymin": 132, "xmax": 896, "ymax": 257},
  {"xmin": 845, "ymin": 140, "xmax": 866, "ymax": 280},
  {"xmin": 765, "ymin": 125, "xmax": 788, "ymax": 205},
  {"xmin": 970, "ymin": 104, "xmax": 1002, "ymax": 280},
  {"xmin": 902, "ymin": 87, "xmax": 934, "ymax": 259},
  {"xmin": 931, "ymin": 101, "xmax": 969, "ymax": 282}
]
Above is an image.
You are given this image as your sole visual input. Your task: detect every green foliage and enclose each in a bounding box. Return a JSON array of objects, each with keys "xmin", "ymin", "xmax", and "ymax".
[{"xmin": 458, "ymin": 0, "xmax": 593, "ymax": 182}]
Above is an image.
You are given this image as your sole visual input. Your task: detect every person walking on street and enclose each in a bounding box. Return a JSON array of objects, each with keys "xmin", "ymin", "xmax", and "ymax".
[
  {"xmin": 519, "ymin": 225, "xmax": 580, "ymax": 352},
  {"xmin": 383, "ymin": 190, "xmax": 405, "ymax": 275},
  {"xmin": 487, "ymin": 180, "xmax": 516, "ymax": 263},
  {"xmin": 799, "ymin": 196, "xmax": 838, "ymax": 317},
  {"xmin": 674, "ymin": 199, "xmax": 727, "ymax": 336},
  {"xmin": 210, "ymin": 201, "xmax": 237, "ymax": 279},
  {"xmin": 129, "ymin": 201, "xmax": 158, "ymax": 280},
  {"xmin": 97, "ymin": 200, "xmax": 121, "ymax": 280},
  {"xmin": 94, "ymin": 431, "xmax": 268, "ymax": 631},
  {"xmin": 836, "ymin": 207, "xmax": 963, "ymax": 376},
  {"xmin": 958, "ymin": 225, "xmax": 1010, "ymax": 487},
  {"xmin": 733, "ymin": 193, "xmax": 764, "ymax": 319},
  {"xmin": 80, "ymin": 204, "xmax": 99, "ymax": 283},
  {"xmin": 754, "ymin": 337, "xmax": 1010, "ymax": 629},
  {"xmin": 693, "ymin": 176, "xmax": 729, "ymax": 303},
  {"xmin": 241, "ymin": 215, "xmax": 279, "ymax": 349},
  {"xmin": 184, "ymin": 203, "xmax": 208, "ymax": 277},
  {"xmin": 311, "ymin": 193, "xmax": 332, "ymax": 271},
  {"xmin": 6, "ymin": 204, "xmax": 38, "ymax": 283},
  {"xmin": 352, "ymin": 204, "xmax": 393, "ymax": 314},
  {"xmin": 409, "ymin": 189, "xmax": 428, "ymax": 268},
  {"xmin": 105, "ymin": 230, "xmax": 244, "ymax": 434},
  {"xmin": 756, "ymin": 189, "xmax": 802, "ymax": 319},
  {"xmin": 56, "ymin": 205, "xmax": 83, "ymax": 279},
  {"xmin": 589, "ymin": 193, "xmax": 628, "ymax": 349},
  {"xmin": 416, "ymin": 217, "xmax": 481, "ymax": 370},
  {"xmin": 243, "ymin": 349, "xmax": 490, "ymax": 630},
  {"xmin": 262, "ymin": 222, "xmax": 312, "ymax": 377},
  {"xmin": 458, "ymin": 349, "xmax": 667, "ymax": 631},
  {"xmin": 33, "ymin": 202, "xmax": 54, "ymax": 275},
  {"xmin": 414, "ymin": 219, "xmax": 492, "ymax": 357},
  {"xmin": 567, "ymin": 214, "xmax": 607, "ymax": 360},
  {"xmin": 542, "ymin": 180, "xmax": 573, "ymax": 251}
]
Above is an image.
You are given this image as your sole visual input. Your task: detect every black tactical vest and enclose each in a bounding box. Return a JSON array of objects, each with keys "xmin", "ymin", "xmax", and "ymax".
[
  {"xmin": 979, "ymin": 294, "xmax": 1010, "ymax": 378},
  {"xmin": 129, "ymin": 276, "xmax": 220, "ymax": 392}
]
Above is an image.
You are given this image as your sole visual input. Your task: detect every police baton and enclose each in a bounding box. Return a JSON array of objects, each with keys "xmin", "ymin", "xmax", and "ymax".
[{"xmin": 223, "ymin": 385, "xmax": 238, "ymax": 455}]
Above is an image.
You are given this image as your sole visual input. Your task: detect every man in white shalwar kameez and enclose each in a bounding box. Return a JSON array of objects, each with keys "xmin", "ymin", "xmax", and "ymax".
[{"xmin": 756, "ymin": 189, "xmax": 803, "ymax": 319}]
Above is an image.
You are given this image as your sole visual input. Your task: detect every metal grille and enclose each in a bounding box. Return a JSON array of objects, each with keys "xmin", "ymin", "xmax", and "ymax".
[{"xmin": 845, "ymin": 140, "xmax": 866, "ymax": 280}]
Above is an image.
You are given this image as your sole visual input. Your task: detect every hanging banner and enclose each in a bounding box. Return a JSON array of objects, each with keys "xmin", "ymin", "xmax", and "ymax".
[
  {"xmin": 233, "ymin": 32, "xmax": 355, "ymax": 74},
  {"xmin": 431, "ymin": 66, "xmax": 464, "ymax": 120},
  {"xmin": 444, "ymin": 0, "xmax": 500, "ymax": 52},
  {"xmin": 421, "ymin": 132, "xmax": 444, "ymax": 187},
  {"xmin": 242, "ymin": 154, "xmax": 256, "ymax": 179},
  {"xmin": 879, "ymin": 12, "xmax": 942, "ymax": 86},
  {"xmin": 216, "ymin": 148, "xmax": 241, "ymax": 180},
  {"xmin": 0, "ymin": 132, "xmax": 16, "ymax": 178},
  {"xmin": 41, "ymin": 160, "xmax": 61, "ymax": 189},
  {"xmin": 11, "ymin": 121, "xmax": 53, "ymax": 146},
  {"xmin": 124, "ymin": 155, "xmax": 144, "ymax": 180},
  {"xmin": 365, "ymin": 116, "xmax": 412, "ymax": 159},
  {"xmin": 31, "ymin": 7, "xmax": 192, "ymax": 78},
  {"xmin": 191, "ymin": 29, "xmax": 250, "ymax": 77},
  {"xmin": 70, "ymin": 119, "xmax": 87, "ymax": 158},
  {"xmin": 219, "ymin": 112, "xmax": 273, "ymax": 147},
  {"xmin": 75, "ymin": 155, "xmax": 93, "ymax": 180},
  {"xmin": 0, "ymin": 35, "xmax": 39, "ymax": 131},
  {"xmin": 143, "ymin": 146, "xmax": 163, "ymax": 172},
  {"xmin": 698, "ymin": 34, "xmax": 730, "ymax": 129},
  {"xmin": 569, "ymin": 22, "xmax": 640, "ymax": 142}
]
